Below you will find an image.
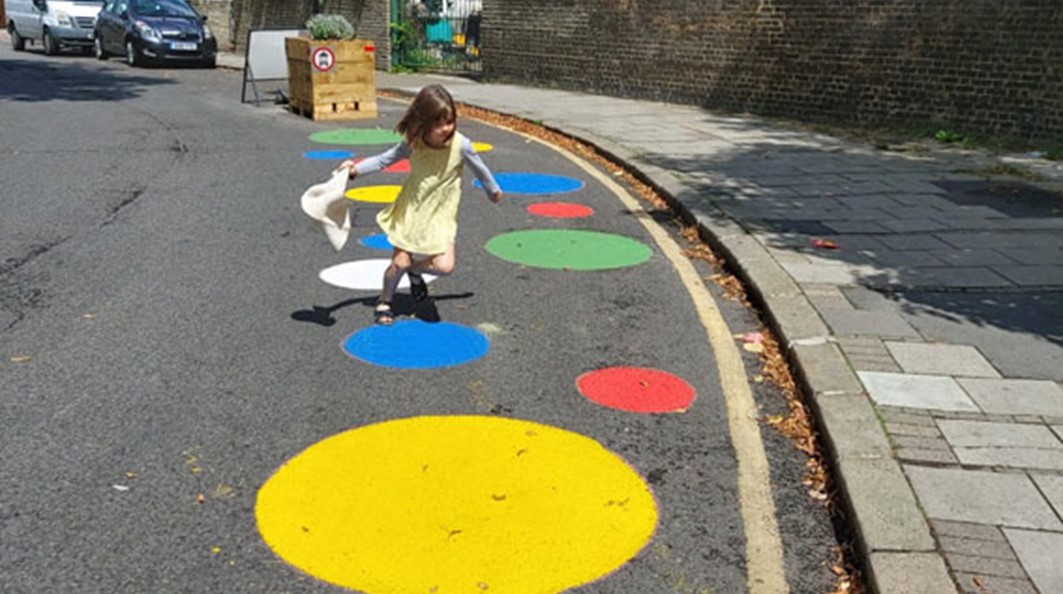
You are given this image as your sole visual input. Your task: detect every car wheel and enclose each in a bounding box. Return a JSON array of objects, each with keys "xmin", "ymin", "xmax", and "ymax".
[
  {"xmin": 10, "ymin": 26, "xmax": 26, "ymax": 51},
  {"xmin": 42, "ymin": 29, "xmax": 58, "ymax": 56},
  {"xmin": 202, "ymin": 56, "xmax": 216, "ymax": 69},
  {"xmin": 94, "ymin": 35, "xmax": 108, "ymax": 60},
  {"xmin": 125, "ymin": 40, "xmax": 140, "ymax": 67}
]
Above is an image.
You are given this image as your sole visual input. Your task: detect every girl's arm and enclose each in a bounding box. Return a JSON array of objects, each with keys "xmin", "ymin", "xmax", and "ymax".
[
  {"xmin": 343, "ymin": 142, "xmax": 411, "ymax": 178},
  {"xmin": 461, "ymin": 137, "xmax": 503, "ymax": 202}
]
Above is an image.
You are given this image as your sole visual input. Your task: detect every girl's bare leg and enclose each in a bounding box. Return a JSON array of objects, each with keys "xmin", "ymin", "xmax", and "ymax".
[
  {"xmin": 380, "ymin": 248, "xmax": 414, "ymax": 307},
  {"xmin": 409, "ymin": 242, "xmax": 457, "ymax": 277}
]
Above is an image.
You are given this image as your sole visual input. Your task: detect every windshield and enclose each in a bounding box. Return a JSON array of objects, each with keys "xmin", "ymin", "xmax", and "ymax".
[{"xmin": 133, "ymin": 0, "xmax": 196, "ymax": 18}]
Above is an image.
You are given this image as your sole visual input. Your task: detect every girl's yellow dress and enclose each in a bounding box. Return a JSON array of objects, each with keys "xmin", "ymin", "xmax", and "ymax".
[{"xmin": 376, "ymin": 132, "xmax": 467, "ymax": 255}]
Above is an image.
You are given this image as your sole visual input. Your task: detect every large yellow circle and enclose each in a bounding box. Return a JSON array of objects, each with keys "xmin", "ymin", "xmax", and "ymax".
[
  {"xmin": 256, "ymin": 416, "xmax": 657, "ymax": 593},
  {"xmin": 346, "ymin": 185, "xmax": 402, "ymax": 203}
]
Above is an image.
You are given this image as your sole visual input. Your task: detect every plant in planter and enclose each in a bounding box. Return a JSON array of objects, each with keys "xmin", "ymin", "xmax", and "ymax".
[{"xmin": 286, "ymin": 12, "xmax": 377, "ymax": 121}]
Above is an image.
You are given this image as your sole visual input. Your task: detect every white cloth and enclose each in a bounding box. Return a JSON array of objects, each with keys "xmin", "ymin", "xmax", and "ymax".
[{"xmin": 300, "ymin": 168, "xmax": 351, "ymax": 251}]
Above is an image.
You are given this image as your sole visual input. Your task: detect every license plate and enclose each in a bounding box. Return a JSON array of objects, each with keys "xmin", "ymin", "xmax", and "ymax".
[{"xmin": 169, "ymin": 41, "xmax": 197, "ymax": 51}]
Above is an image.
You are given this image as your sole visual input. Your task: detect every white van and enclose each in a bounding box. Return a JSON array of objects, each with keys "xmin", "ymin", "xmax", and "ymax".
[{"xmin": 5, "ymin": 0, "xmax": 104, "ymax": 54}]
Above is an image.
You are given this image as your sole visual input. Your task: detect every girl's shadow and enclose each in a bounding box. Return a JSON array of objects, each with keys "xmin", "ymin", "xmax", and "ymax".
[{"xmin": 290, "ymin": 292, "xmax": 473, "ymax": 326}]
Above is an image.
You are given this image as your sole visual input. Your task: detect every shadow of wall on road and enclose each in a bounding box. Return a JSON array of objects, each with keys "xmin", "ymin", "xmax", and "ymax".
[{"xmin": 0, "ymin": 57, "xmax": 175, "ymax": 103}]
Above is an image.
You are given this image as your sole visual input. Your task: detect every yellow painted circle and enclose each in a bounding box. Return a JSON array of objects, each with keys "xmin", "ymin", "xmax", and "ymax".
[
  {"xmin": 256, "ymin": 416, "xmax": 657, "ymax": 593},
  {"xmin": 471, "ymin": 141, "xmax": 493, "ymax": 153},
  {"xmin": 346, "ymin": 185, "xmax": 402, "ymax": 203}
]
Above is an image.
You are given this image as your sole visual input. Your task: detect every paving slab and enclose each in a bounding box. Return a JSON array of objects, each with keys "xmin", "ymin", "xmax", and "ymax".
[
  {"xmin": 958, "ymin": 378, "xmax": 1063, "ymax": 417},
  {"xmin": 937, "ymin": 420, "xmax": 1063, "ymax": 448},
  {"xmin": 1003, "ymin": 528, "xmax": 1063, "ymax": 594},
  {"xmin": 868, "ymin": 552, "xmax": 955, "ymax": 594},
  {"xmin": 859, "ymin": 371, "xmax": 979, "ymax": 411},
  {"xmin": 952, "ymin": 447, "xmax": 1063, "ymax": 471},
  {"xmin": 904, "ymin": 466, "xmax": 1062, "ymax": 530},
  {"xmin": 1030, "ymin": 474, "xmax": 1063, "ymax": 517},
  {"xmin": 820, "ymin": 310, "xmax": 922, "ymax": 339},
  {"xmin": 884, "ymin": 341, "xmax": 1001, "ymax": 378}
]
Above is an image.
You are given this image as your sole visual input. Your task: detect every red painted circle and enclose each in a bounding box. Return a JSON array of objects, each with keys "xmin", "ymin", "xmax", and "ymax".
[
  {"xmin": 527, "ymin": 202, "xmax": 595, "ymax": 219},
  {"xmin": 354, "ymin": 157, "xmax": 410, "ymax": 173},
  {"xmin": 576, "ymin": 367, "xmax": 696, "ymax": 413}
]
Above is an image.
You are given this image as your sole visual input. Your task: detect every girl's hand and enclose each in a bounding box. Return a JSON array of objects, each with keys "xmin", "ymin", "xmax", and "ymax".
[{"xmin": 489, "ymin": 190, "xmax": 503, "ymax": 204}]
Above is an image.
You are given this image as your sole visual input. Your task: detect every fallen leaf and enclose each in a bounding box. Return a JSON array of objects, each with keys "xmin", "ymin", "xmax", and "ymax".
[
  {"xmin": 82, "ymin": 313, "xmax": 97, "ymax": 320},
  {"xmin": 742, "ymin": 342, "xmax": 764, "ymax": 353},
  {"xmin": 735, "ymin": 331, "xmax": 764, "ymax": 343},
  {"xmin": 211, "ymin": 546, "xmax": 221, "ymax": 555},
  {"xmin": 10, "ymin": 356, "xmax": 31, "ymax": 363},
  {"xmin": 125, "ymin": 471, "xmax": 138, "ymax": 479},
  {"xmin": 812, "ymin": 238, "xmax": 840, "ymax": 249}
]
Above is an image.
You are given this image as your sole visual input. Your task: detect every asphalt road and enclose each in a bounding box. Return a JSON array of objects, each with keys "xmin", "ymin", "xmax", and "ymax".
[{"xmin": 1, "ymin": 43, "xmax": 838, "ymax": 593}]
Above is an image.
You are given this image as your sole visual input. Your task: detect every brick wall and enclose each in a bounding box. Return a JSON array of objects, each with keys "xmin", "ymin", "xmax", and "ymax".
[
  {"xmin": 483, "ymin": 0, "xmax": 1063, "ymax": 140},
  {"xmin": 188, "ymin": 0, "xmax": 235, "ymax": 51},
  {"xmin": 229, "ymin": 0, "xmax": 389, "ymax": 68}
]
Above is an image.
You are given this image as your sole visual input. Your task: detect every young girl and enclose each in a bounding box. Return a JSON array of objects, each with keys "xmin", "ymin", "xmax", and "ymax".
[{"xmin": 342, "ymin": 84, "xmax": 503, "ymax": 325}]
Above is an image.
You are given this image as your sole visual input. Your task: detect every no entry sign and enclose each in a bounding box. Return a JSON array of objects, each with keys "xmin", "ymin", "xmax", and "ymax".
[{"xmin": 311, "ymin": 47, "xmax": 336, "ymax": 72}]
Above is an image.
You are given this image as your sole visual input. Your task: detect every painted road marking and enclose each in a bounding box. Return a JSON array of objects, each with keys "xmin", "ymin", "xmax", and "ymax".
[
  {"xmin": 355, "ymin": 156, "xmax": 411, "ymax": 173},
  {"xmin": 319, "ymin": 259, "xmax": 436, "ymax": 291},
  {"xmin": 304, "ymin": 149, "xmax": 354, "ymax": 160},
  {"xmin": 472, "ymin": 141, "xmax": 493, "ymax": 153},
  {"xmin": 485, "ymin": 229, "xmax": 652, "ymax": 270},
  {"xmin": 256, "ymin": 416, "xmax": 657, "ymax": 593},
  {"xmin": 510, "ymin": 131, "xmax": 789, "ymax": 594},
  {"xmin": 527, "ymin": 201, "xmax": 595, "ymax": 219},
  {"xmin": 477, "ymin": 172, "xmax": 584, "ymax": 195},
  {"xmin": 577, "ymin": 366, "xmax": 696, "ymax": 413},
  {"xmin": 358, "ymin": 233, "xmax": 393, "ymax": 251},
  {"xmin": 343, "ymin": 320, "xmax": 489, "ymax": 369},
  {"xmin": 309, "ymin": 128, "xmax": 403, "ymax": 145},
  {"xmin": 346, "ymin": 185, "xmax": 401, "ymax": 204}
]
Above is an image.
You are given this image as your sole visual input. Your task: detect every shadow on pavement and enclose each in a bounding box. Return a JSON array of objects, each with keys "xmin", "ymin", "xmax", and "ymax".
[{"xmin": 642, "ymin": 141, "xmax": 1063, "ymax": 364}]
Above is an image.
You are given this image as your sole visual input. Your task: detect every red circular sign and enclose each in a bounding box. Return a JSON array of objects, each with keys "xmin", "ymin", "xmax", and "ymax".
[
  {"xmin": 576, "ymin": 366, "xmax": 696, "ymax": 413},
  {"xmin": 311, "ymin": 47, "xmax": 336, "ymax": 72}
]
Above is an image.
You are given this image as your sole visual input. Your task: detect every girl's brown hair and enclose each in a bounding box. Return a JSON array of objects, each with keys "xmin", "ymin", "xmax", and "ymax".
[{"xmin": 396, "ymin": 85, "xmax": 457, "ymax": 146}]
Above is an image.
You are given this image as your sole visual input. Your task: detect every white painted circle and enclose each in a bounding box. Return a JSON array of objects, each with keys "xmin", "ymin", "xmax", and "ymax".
[{"xmin": 319, "ymin": 259, "xmax": 437, "ymax": 291}]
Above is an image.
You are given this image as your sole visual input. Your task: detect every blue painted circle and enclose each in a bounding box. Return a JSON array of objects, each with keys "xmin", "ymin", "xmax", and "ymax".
[
  {"xmin": 476, "ymin": 172, "xmax": 584, "ymax": 195},
  {"xmin": 359, "ymin": 233, "xmax": 393, "ymax": 251},
  {"xmin": 343, "ymin": 320, "xmax": 489, "ymax": 369},
  {"xmin": 305, "ymin": 150, "xmax": 355, "ymax": 160}
]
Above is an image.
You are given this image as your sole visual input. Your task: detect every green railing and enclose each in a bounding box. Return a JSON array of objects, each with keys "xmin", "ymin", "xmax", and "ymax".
[{"xmin": 390, "ymin": 0, "xmax": 482, "ymax": 76}]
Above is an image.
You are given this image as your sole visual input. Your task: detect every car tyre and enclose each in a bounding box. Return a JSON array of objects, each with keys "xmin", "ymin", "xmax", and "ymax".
[
  {"xmin": 125, "ymin": 40, "xmax": 141, "ymax": 67},
  {"xmin": 10, "ymin": 26, "xmax": 26, "ymax": 51},
  {"xmin": 94, "ymin": 34, "xmax": 108, "ymax": 59},
  {"xmin": 202, "ymin": 56, "xmax": 216, "ymax": 69},
  {"xmin": 43, "ymin": 29, "xmax": 58, "ymax": 56}
]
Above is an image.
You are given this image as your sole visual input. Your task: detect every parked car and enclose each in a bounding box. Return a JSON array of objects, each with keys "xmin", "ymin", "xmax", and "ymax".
[
  {"xmin": 5, "ymin": 0, "xmax": 104, "ymax": 55},
  {"xmin": 93, "ymin": 0, "xmax": 215, "ymax": 67}
]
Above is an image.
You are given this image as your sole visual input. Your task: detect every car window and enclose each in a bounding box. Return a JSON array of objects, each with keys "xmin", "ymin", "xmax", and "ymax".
[
  {"xmin": 132, "ymin": 0, "xmax": 197, "ymax": 18},
  {"xmin": 115, "ymin": 0, "xmax": 128, "ymax": 15}
]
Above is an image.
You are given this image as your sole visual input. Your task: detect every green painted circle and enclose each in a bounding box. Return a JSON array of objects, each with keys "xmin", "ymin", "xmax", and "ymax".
[
  {"xmin": 309, "ymin": 128, "xmax": 403, "ymax": 146},
  {"xmin": 486, "ymin": 229, "xmax": 652, "ymax": 270}
]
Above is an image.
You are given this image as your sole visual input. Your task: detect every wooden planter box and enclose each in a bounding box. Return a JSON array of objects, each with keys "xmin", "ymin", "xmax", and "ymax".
[{"xmin": 285, "ymin": 36, "xmax": 377, "ymax": 121}]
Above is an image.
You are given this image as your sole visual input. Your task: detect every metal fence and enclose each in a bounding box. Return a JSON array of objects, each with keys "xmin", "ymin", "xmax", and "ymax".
[{"xmin": 390, "ymin": 0, "xmax": 482, "ymax": 76}]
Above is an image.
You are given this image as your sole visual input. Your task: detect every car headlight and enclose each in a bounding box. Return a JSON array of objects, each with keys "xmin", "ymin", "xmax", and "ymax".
[
  {"xmin": 134, "ymin": 20, "xmax": 161, "ymax": 42},
  {"xmin": 55, "ymin": 11, "xmax": 72, "ymax": 26},
  {"xmin": 202, "ymin": 24, "xmax": 213, "ymax": 39}
]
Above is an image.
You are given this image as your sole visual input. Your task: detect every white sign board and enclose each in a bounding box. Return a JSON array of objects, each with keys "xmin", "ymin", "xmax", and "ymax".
[{"xmin": 242, "ymin": 27, "xmax": 307, "ymax": 105}]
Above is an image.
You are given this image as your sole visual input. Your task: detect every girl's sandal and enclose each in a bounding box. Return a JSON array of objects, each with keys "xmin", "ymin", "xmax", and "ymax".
[
  {"xmin": 408, "ymin": 272, "xmax": 429, "ymax": 302},
  {"xmin": 374, "ymin": 303, "xmax": 395, "ymax": 325}
]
